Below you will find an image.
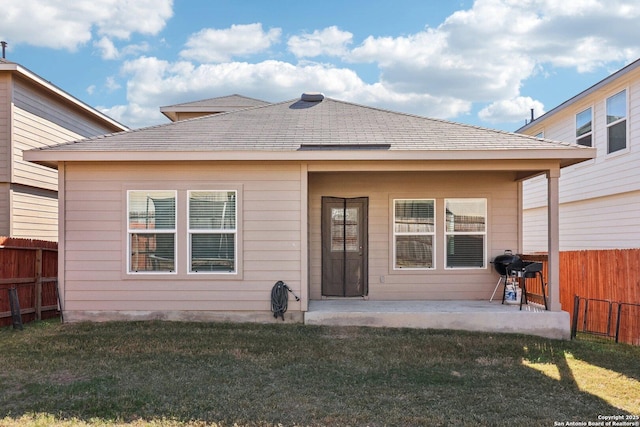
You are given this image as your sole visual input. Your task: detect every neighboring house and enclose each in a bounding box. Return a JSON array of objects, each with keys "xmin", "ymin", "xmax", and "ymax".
[
  {"xmin": 160, "ymin": 94, "xmax": 270, "ymax": 122},
  {"xmin": 0, "ymin": 59, "xmax": 128, "ymax": 241},
  {"xmin": 517, "ymin": 58, "xmax": 640, "ymax": 252},
  {"xmin": 25, "ymin": 93, "xmax": 594, "ymax": 323}
]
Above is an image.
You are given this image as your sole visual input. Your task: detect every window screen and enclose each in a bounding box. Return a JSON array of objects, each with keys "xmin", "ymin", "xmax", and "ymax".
[
  {"xmin": 445, "ymin": 199, "xmax": 486, "ymax": 268},
  {"xmin": 393, "ymin": 199, "xmax": 434, "ymax": 269},
  {"xmin": 188, "ymin": 191, "xmax": 237, "ymax": 273},
  {"xmin": 128, "ymin": 191, "xmax": 176, "ymax": 273}
]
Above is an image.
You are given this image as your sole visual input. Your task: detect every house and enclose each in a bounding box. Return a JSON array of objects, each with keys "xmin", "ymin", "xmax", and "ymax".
[
  {"xmin": 517, "ymin": 58, "xmax": 640, "ymax": 252},
  {"xmin": 160, "ymin": 94, "xmax": 270, "ymax": 122},
  {"xmin": 24, "ymin": 93, "xmax": 595, "ymax": 337},
  {"xmin": 0, "ymin": 59, "xmax": 128, "ymax": 241}
]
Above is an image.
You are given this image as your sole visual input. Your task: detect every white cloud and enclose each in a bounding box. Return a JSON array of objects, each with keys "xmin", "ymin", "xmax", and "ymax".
[
  {"xmin": 288, "ymin": 26, "xmax": 353, "ymax": 58},
  {"xmin": 478, "ymin": 96, "xmax": 545, "ymax": 124},
  {"xmin": 104, "ymin": 55, "xmax": 475, "ymax": 128},
  {"xmin": 180, "ymin": 23, "xmax": 282, "ymax": 63},
  {"xmin": 2, "ymin": 0, "xmax": 172, "ymax": 50},
  {"xmin": 66, "ymin": 0, "xmax": 640, "ymax": 129},
  {"xmin": 94, "ymin": 37, "xmax": 150, "ymax": 60},
  {"xmin": 94, "ymin": 37, "xmax": 119, "ymax": 60}
]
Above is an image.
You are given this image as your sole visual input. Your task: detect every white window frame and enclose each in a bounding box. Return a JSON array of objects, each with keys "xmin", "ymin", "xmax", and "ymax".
[
  {"xmin": 606, "ymin": 89, "xmax": 628, "ymax": 155},
  {"xmin": 392, "ymin": 199, "xmax": 436, "ymax": 270},
  {"xmin": 575, "ymin": 107, "xmax": 593, "ymax": 147},
  {"xmin": 127, "ymin": 190, "xmax": 177, "ymax": 274},
  {"xmin": 187, "ymin": 190, "xmax": 238, "ymax": 274},
  {"xmin": 444, "ymin": 198, "xmax": 487, "ymax": 270}
]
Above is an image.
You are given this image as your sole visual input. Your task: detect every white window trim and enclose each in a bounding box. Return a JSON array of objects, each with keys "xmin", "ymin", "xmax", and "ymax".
[
  {"xmin": 392, "ymin": 198, "xmax": 436, "ymax": 271},
  {"xmin": 575, "ymin": 106, "xmax": 593, "ymax": 147},
  {"xmin": 127, "ymin": 190, "xmax": 177, "ymax": 275},
  {"xmin": 187, "ymin": 190, "xmax": 238, "ymax": 275},
  {"xmin": 444, "ymin": 198, "xmax": 487, "ymax": 270},
  {"xmin": 606, "ymin": 89, "xmax": 629, "ymax": 156}
]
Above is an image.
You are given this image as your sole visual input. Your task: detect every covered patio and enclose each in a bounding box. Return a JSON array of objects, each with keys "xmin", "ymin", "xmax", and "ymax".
[{"xmin": 304, "ymin": 300, "xmax": 569, "ymax": 340}]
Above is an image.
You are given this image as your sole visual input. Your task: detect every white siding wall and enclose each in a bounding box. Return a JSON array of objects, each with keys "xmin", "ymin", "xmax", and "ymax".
[
  {"xmin": 10, "ymin": 185, "xmax": 57, "ymax": 241},
  {"xmin": 524, "ymin": 191, "xmax": 640, "ymax": 252},
  {"xmin": 309, "ymin": 170, "xmax": 518, "ymax": 301},
  {"xmin": 522, "ymin": 67, "xmax": 640, "ymax": 252},
  {"xmin": 62, "ymin": 162, "xmax": 303, "ymax": 319}
]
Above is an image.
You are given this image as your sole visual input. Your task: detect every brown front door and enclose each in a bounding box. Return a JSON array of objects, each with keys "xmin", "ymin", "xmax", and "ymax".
[{"xmin": 322, "ymin": 197, "xmax": 368, "ymax": 297}]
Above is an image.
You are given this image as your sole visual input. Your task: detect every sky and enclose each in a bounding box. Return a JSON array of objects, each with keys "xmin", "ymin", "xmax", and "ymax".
[{"xmin": 2, "ymin": 0, "xmax": 640, "ymax": 132}]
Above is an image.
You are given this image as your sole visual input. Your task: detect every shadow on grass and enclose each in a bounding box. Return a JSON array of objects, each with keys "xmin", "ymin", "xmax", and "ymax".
[{"xmin": 1, "ymin": 321, "xmax": 638, "ymax": 426}]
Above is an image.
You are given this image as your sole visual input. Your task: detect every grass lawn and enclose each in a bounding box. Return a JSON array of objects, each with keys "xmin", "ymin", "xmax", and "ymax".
[{"xmin": 1, "ymin": 320, "xmax": 639, "ymax": 427}]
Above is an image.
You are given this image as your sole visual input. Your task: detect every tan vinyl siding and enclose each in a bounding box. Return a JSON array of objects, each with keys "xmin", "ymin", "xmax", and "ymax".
[
  {"xmin": 11, "ymin": 77, "xmax": 123, "ymax": 191},
  {"xmin": 0, "ymin": 73, "xmax": 10, "ymax": 183},
  {"xmin": 61, "ymin": 161, "xmax": 303, "ymax": 315},
  {"xmin": 13, "ymin": 77, "xmax": 117, "ymax": 138},
  {"xmin": 309, "ymin": 170, "xmax": 518, "ymax": 301},
  {"xmin": 10, "ymin": 185, "xmax": 58, "ymax": 241},
  {"xmin": 12, "ymin": 106, "xmax": 68, "ymax": 189},
  {"xmin": 0, "ymin": 183, "xmax": 9, "ymax": 236}
]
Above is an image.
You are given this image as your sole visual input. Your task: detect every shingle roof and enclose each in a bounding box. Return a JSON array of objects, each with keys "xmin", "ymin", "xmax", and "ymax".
[
  {"xmin": 25, "ymin": 94, "xmax": 596, "ymax": 172},
  {"xmin": 161, "ymin": 94, "xmax": 270, "ymax": 110},
  {"xmin": 37, "ymin": 95, "xmax": 585, "ymax": 152},
  {"xmin": 160, "ymin": 94, "xmax": 271, "ymax": 121}
]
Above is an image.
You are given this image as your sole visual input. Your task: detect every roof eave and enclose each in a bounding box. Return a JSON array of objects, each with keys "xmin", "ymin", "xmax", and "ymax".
[{"xmin": 24, "ymin": 147, "xmax": 596, "ymax": 170}]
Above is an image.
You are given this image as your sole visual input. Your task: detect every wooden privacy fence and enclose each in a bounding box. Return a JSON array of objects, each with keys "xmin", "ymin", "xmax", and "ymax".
[
  {"xmin": 522, "ymin": 249, "xmax": 640, "ymax": 345},
  {"xmin": 0, "ymin": 237, "xmax": 59, "ymax": 328}
]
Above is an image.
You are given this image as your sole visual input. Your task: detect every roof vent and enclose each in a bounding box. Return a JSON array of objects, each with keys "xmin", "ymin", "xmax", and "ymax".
[{"xmin": 301, "ymin": 92, "xmax": 324, "ymax": 102}]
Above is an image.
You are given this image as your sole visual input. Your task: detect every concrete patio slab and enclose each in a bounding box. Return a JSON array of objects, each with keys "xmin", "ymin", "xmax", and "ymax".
[{"xmin": 304, "ymin": 300, "xmax": 571, "ymax": 340}]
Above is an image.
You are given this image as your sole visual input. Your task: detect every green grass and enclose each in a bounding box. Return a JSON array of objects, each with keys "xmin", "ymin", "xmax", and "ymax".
[{"xmin": 1, "ymin": 320, "xmax": 639, "ymax": 426}]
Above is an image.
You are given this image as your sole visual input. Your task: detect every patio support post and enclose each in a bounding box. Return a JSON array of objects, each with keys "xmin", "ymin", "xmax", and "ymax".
[{"xmin": 547, "ymin": 168, "xmax": 561, "ymax": 312}]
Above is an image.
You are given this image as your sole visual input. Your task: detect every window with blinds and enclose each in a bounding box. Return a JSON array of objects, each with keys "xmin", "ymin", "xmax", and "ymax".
[
  {"xmin": 128, "ymin": 190, "xmax": 176, "ymax": 273},
  {"xmin": 445, "ymin": 198, "xmax": 486, "ymax": 269},
  {"xmin": 393, "ymin": 199, "xmax": 435, "ymax": 269},
  {"xmin": 188, "ymin": 190, "xmax": 237, "ymax": 273}
]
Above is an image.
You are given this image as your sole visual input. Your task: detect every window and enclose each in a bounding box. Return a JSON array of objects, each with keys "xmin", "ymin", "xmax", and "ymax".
[
  {"xmin": 445, "ymin": 199, "xmax": 486, "ymax": 268},
  {"xmin": 188, "ymin": 190, "xmax": 237, "ymax": 273},
  {"xmin": 128, "ymin": 191, "xmax": 176, "ymax": 273},
  {"xmin": 534, "ymin": 131, "xmax": 544, "ymax": 139},
  {"xmin": 393, "ymin": 199, "xmax": 434, "ymax": 269},
  {"xmin": 575, "ymin": 107, "xmax": 592, "ymax": 147},
  {"xmin": 607, "ymin": 90, "xmax": 627, "ymax": 154}
]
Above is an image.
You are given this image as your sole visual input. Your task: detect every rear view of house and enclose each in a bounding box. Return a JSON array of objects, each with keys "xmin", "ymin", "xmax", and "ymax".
[
  {"xmin": 0, "ymin": 59, "xmax": 127, "ymax": 241},
  {"xmin": 25, "ymin": 93, "xmax": 594, "ymax": 337}
]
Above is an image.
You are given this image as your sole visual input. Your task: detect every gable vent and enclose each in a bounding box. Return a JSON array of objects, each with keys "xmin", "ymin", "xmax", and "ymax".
[{"xmin": 301, "ymin": 92, "xmax": 324, "ymax": 102}]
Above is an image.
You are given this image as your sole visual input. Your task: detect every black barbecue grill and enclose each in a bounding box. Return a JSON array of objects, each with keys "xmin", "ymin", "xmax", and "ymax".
[{"xmin": 490, "ymin": 251, "xmax": 548, "ymax": 310}]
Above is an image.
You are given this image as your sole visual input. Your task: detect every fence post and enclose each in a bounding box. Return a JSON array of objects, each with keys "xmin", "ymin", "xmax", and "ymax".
[
  {"xmin": 571, "ymin": 295, "xmax": 580, "ymax": 339},
  {"xmin": 35, "ymin": 248, "xmax": 42, "ymax": 321},
  {"xmin": 615, "ymin": 303, "xmax": 622, "ymax": 344},
  {"xmin": 8, "ymin": 287, "xmax": 23, "ymax": 330}
]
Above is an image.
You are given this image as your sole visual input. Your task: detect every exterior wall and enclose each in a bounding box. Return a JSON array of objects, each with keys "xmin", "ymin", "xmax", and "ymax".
[
  {"xmin": 0, "ymin": 74, "xmax": 10, "ymax": 183},
  {"xmin": 10, "ymin": 184, "xmax": 58, "ymax": 241},
  {"xmin": 0, "ymin": 183, "xmax": 9, "ymax": 236},
  {"xmin": 12, "ymin": 77, "xmax": 119, "ymax": 191},
  {"xmin": 523, "ymin": 190, "xmax": 640, "ymax": 251},
  {"xmin": 309, "ymin": 170, "xmax": 519, "ymax": 301},
  {"xmin": 521, "ymin": 65, "xmax": 640, "ymax": 252},
  {"xmin": 61, "ymin": 161, "xmax": 304, "ymax": 321},
  {"xmin": 0, "ymin": 73, "xmax": 125, "ymax": 241}
]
